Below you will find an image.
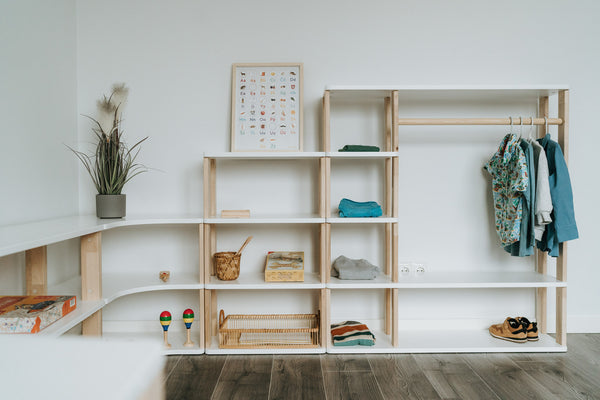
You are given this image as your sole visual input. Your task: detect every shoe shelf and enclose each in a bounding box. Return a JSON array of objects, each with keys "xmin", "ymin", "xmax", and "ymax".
[{"xmin": 396, "ymin": 330, "xmax": 566, "ymax": 353}]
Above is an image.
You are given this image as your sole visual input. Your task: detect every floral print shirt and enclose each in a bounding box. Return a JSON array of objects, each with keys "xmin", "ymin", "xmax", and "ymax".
[{"xmin": 484, "ymin": 134, "xmax": 529, "ymax": 245}]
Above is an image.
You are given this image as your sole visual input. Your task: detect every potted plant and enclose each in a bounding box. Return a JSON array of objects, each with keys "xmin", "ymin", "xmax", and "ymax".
[{"xmin": 68, "ymin": 83, "xmax": 147, "ymax": 218}]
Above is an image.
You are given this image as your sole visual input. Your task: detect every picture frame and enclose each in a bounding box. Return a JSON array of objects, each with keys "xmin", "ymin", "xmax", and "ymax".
[{"xmin": 231, "ymin": 63, "xmax": 303, "ymax": 152}]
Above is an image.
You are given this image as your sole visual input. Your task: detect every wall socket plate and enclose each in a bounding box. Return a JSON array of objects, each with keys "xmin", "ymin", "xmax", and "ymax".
[{"xmin": 399, "ymin": 262, "xmax": 426, "ymax": 276}]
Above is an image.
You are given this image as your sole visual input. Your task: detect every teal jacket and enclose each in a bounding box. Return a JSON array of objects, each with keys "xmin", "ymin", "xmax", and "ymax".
[{"xmin": 536, "ymin": 134, "xmax": 579, "ymax": 256}]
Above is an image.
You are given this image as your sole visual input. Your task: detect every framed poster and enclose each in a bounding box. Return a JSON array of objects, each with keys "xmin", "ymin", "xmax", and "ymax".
[{"xmin": 231, "ymin": 63, "xmax": 303, "ymax": 152}]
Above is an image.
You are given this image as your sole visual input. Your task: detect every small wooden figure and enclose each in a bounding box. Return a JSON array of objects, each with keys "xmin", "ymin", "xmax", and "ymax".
[
  {"xmin": 159, "ymin": 271, "xmax": 170, "ymax": 283},
  {"xmin": 160, "ymin": 311, "xmax": 172, "ymax": 348},
  {"xmin": 182, "ymin": 308, "xmax": 195, "ymax": 347}
]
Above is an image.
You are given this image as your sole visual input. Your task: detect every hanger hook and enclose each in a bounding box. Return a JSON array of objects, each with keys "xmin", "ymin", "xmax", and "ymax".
[
  {"xmin": 509, "ymin": 116, "xmax": 513, "ymax": 133},
  {"xmin": 544, "ymin": 116, "xmax": 548, "ymax": 135},
  {"xmin": 519, "ymin": 116, "xmax": 523, "ymax": 137}
]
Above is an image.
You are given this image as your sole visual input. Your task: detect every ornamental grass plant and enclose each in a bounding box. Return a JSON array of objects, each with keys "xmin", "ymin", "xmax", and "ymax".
[{"xmin": 68, "ymin": 83, "xmax": 147, "ymax": 195}]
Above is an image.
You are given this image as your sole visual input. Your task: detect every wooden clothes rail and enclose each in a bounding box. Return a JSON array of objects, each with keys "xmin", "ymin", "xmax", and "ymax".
[{"xmin": 397, "ymin": 117, "xmax": 563, "ymax": 126}]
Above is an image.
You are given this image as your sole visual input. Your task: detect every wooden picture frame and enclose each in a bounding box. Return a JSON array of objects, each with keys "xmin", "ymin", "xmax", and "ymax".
[{"xmin": 231, "ymin": 63, "xmax": 303, "ymax": 152}]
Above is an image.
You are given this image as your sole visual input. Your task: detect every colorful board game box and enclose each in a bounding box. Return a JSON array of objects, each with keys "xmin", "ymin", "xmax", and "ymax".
[{"xmin": 0, "ymin": 295, "xmax": 77, "ymax": 333}]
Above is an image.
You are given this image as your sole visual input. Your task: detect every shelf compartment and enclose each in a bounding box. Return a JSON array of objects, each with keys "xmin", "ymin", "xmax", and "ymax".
[
  {"xmin": 396, "ymin": 330, "xmax": 566, "ymax": 353},
  {"xmin": 206, "ymin": 272, "xmax": 323, "ymax": 289},
  {"xmin": 218, "ymin": 310, "xmax": 319, "ymax": 350},
  {"xmin": 102, "ymin": 272, "xmax": 202, "ymax": 303},
  {"xmin": 204, "ymin": 152, "xmax": 326, "ymax": 159},
  {"xmin": 327, "ymin": 329, "xmax": 394, "ymax": 354},
  {"xmin": 204, "ymin": 214, "xmax": 325, "ymax": 224},
  {"xmin": 328, "ymin": 274, "xmax": 395, "ymax": 289},
  {"xmin": 102, "ymin": 330, "xmax": 204, "ymax": 355},
  {"xmin": 394, "ymin": 271, "xmax": 566, "ymax": 289},
  {"xmin": 38, "ymin": 298, "xmax": 106, "ymax": 337},
  {"xmin": 327, "ymin": 152, "xmax": 399, "ymax": 159},
  {"xmin": 327, "ymin": 216, "xmax": 398, "ymax": 224}
]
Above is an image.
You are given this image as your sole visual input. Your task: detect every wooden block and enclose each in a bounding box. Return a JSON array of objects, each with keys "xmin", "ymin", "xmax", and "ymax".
[{"xmin": 220, "ymin": 209, "xmax": 251, "ymax": 218}]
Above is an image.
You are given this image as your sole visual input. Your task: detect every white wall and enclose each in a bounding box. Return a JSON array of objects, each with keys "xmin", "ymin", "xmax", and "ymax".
[
  {"xmin": 1, "ymin": 1, "xmax": 598, "ymax": 332},
  {"xmin": 0, "ymin": 1, "xmax": 78, "ymax": 225}
]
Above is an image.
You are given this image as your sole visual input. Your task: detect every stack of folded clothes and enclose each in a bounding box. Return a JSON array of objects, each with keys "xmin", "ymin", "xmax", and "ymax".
[
  {"xmin": 338, "ymin": 198, "xmax": 382, "ymax": 218},
  {"xmin": 338, "ymin": 145, "xmax": 380, "ymax": 152},
  {"xmin": 331, "ymin": 321, "xmax": 376, "ymax": 346},
  {"xmin": 331, "ymin": 255, "xmax": 380, "ymax": 280}
]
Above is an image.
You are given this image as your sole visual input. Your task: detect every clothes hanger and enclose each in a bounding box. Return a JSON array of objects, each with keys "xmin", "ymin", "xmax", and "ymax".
[
  {"xmin": 518, "ymin": 116, "xmax": 523, "ymax": 140},
  {"xmin": 528, "ymin": 115, "xmax": 535, "ymax": 142},
  {"xmin": 509, "ymin": 116, "xmax": 513, "ymax": 135},
  {"xmin": 544, "ymin": 116, "xmax": 549, "ymax": 136}
]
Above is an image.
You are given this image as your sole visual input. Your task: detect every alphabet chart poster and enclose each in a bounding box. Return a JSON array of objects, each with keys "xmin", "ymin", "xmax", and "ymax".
[{"xmin": 231, "ymin": 63, "xmax": 303, "ymax": 152}]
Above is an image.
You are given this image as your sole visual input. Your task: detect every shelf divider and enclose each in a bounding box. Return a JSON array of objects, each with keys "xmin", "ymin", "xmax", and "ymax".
[{"xmin": 81, "ymin": 231, "xmax": 102, "ymax": 336}]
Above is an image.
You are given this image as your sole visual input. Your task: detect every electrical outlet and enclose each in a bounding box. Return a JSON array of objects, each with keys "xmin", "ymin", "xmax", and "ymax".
[
  {"xmin": 412, "ymin": 262, "xmax": 426, "ymax": 276},
  {"xmin": 399, "ymin": 263, "xmax": 411, "ymax": 276}
]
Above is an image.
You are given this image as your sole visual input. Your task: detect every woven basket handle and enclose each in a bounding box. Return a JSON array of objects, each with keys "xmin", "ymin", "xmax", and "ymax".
[
  {"xmin": 219, "ymin": 309, "xmax": 225, "ymax": 327},
  {"xmin": 235, "ymin": 236, "xmax": 253, "ymax": 256}
]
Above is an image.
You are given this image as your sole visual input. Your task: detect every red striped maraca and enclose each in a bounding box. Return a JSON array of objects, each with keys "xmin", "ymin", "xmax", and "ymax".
[
  {"xmin": 160, "ymin": 311, "xmax": 172, "ymax": 348},
  {"xmin": 183, "ymin": 308, "xmax": 195, "ymax": 347}
]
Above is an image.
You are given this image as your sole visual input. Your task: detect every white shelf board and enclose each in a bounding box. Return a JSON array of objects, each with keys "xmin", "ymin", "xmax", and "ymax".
[
  {"xmin": 328, "ymin": 275, "xmax": 394, "ymax": 289},
  {"xmin": 325, "ymin": 84, "xmax": 569, "ymax": 100},
  {"xmin": 204, "ymin": 151, "xmax": 325, "ymax": 159},
  {"xmin": 102, "ymin": 331, "xmax": 204, "ymax": 355},
  {"xmin": 327, "ymin": 151, "xmax": 399, "ymax": 158},
  {"xmin": 103, "ymin": 272, "xmax": 202, "ymax": 303},
  {"xmin": 397, "ymin": 330, "xmax": 566, "ymax": 353},
  {"xmin": 205, "ymin": 214, "xmax": 325, "ymax": 224},
  {"xmin": 38, "ymin": 299, "xmax": 106, "ymax": 337},
  {"xmin": 0, "ymin": 215, "xmax": 203, "ymax": 257},
  {"xmin": 206, "ymin": 272, "xmax": 323, "ymax": 289},
  {"xmin": 327, "ymin": 329, "xmax": 394, "ymax": 354},
  {"xmin": 205, "ymin": 336, "xmax": 325, "ymax": 354},
  {"xmin": 394, "ymin": 271, "xmax": 566, "ymax": 289},
  {"xmin": 327, "ymin": 216, "xmax": 398, "ymax": 224}
]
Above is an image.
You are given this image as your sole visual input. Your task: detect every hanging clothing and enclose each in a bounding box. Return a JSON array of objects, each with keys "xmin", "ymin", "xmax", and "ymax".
[
  {"xmin": 536, "ymin": 134, "xmax": 579, "ymax": 256},
  {"xmin": 530, "ymin": 140, "xmax": 553, "ymax": 241},
  {"xmin": 484, "ymin": 134, "xmax": 529, "ymax": 245},
  {"xmin": 504, "ymin": 139, "xmax": 535, "ymax": 256}
]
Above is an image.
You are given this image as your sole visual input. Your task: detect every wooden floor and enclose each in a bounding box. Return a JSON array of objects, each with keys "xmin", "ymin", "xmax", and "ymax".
[{"xmin": 164, "ymin": 334, "xmax": 600, "ymax": 400}]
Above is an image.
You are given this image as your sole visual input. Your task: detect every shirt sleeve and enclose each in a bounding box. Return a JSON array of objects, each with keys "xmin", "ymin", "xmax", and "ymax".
[{"xmin": 547, "ymin": 143, "xmax": 579, "ymax": 243}]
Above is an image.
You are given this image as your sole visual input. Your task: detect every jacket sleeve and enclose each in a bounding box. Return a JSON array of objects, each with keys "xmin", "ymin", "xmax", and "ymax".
[
  {"xmin": 535, "ymin": 148, "xmax": 553, "ymax": 225},
  {"xmin": 547, "ymin": 143, "xmax": 579, "ymax": 243}
]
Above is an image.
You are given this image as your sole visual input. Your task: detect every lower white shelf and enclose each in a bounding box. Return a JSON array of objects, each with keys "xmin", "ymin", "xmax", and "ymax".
[
  {"xmin": 326, "ymin": 330, "xmax": 565, "ymax": 353},
  {"xmin": 102, "ymin": 330, "xmax": 204, "ymax": 355},
  {"xmin": 205, "ymin": 336, "xmax": 326, "ymax": 354},
  {"xmin": 39, "ymin": 298, "xmax": 106, "ymax": 337}
]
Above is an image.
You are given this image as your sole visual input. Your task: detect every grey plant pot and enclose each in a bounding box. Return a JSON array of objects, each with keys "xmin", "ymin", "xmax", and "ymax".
[{"xmin": 96, "ymin": 194, "xmax": 126, "ymax": 219}]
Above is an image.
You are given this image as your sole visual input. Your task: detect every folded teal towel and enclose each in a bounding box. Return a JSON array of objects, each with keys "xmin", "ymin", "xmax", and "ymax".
[
  {"xmin": 339, "ymin": 145, "xmax": 380, "ymax": 152},
  {"xmin": 338, "ymin": 198, "xmax": 382, "ymax": 218}
]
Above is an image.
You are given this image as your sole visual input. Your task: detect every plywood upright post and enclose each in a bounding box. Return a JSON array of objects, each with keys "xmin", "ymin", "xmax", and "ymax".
[
  {"xmin": 536, "ymin": 96, "xmax": 549, "ymax": 334},
  {"xmin": 198, "ymin": 224, "xmax": 205, "ymax": 350},
  {"xmin": 323, "ymin": 91, "xmax": 331, "ymax": 152},
  {"xmin": 320, "ymin": 288, "xmax": 330, "ymax": 350},
  {"xmin": 81, "ymin": 232, "xmax": 102, "ymax": 336},
  {"xmin": 556, "ymin": 89, "xmax": 569, "ymax": 346},
  {"xmin": 25, "ymin": 246, "xmax": 47, "ymax": 295}
]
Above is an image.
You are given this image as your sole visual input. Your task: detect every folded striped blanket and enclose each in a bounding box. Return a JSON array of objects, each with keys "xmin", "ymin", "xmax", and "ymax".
[{"xmin": 331, "ymin": 321, "xmax": 376, "ymax": 346}]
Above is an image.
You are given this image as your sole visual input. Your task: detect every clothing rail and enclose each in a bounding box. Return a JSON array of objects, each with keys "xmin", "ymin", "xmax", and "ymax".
[{"xmin": 397, "ymin": 117, "xmax": 563, "ymax": 126}]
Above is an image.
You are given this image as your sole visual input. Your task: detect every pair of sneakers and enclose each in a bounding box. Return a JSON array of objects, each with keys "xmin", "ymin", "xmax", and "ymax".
[{"xmin": 489, "ymin": 317, "xmax": 538, "ymax": 343}]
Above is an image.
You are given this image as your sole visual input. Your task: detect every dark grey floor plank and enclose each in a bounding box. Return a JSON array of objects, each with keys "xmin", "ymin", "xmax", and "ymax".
[
  {"xmin": 166, "ymin": 355, "xmax": 226, "ymax": 400},
  {"xmin": 269, "ymin": 355, "xmax": 326, "ymax": 400},
  {"xmin": 322, "ymin": 370, "xmax": 384, "ymax": 400},
  {"xmin": 211, "ymin": 355, "xmax": 273, "ymax": 400},
  {"xmin": 320, "ymin": 354, "xmax": 372, "ymax": 371},
  {"xmin": 368, "ymin": 354, "xmax": 441, "ymax": 400},
  {"xmin": 164, "ymin": 355, "xmax": 182, "ymax": 382},
  {"xmin": 464, "ymin": 354, "xmax": 559, "ymax": 400},
  {"xmin": 413, "ymin": 354, "xmax": 499, "ymax": 400}
]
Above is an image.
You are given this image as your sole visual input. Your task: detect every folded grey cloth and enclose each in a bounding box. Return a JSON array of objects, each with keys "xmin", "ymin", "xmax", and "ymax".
[{"xmin": 331, "ymin": 255, "xmax": 380, "ymax": 280}]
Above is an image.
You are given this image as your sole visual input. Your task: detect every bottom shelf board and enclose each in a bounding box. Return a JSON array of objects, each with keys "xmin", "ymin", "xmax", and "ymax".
[
  {"xmin": 205, "ymin": 337, "xmax": 326, "ymax": 355},
  {"xmin": 328, "ymin": 330, "xmax": 566, "ymax": 353},
  {"xmin": 102, "ymin": 331, "xmax": 204, "ymax": 355}
]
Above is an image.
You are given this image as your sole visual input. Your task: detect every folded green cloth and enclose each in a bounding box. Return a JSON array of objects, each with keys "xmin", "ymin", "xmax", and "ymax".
[{"xmin": 338, "ymin": 145, "xmax": 380, "ymax": 152}]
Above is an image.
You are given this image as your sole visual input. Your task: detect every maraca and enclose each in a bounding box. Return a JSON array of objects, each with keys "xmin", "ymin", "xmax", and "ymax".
[
  {"xmin": 160, "ymin": 311, "xmax": 172, "ymax": 348},
  {"xmin": 183, "ymin": 308, "xmax": 195, "ymax": 347}
]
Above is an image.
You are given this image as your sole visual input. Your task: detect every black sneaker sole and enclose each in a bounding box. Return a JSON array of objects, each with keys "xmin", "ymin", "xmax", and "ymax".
[{"xmin": 490, "ymin": 332, "xmax": 527, "ymax": 343}]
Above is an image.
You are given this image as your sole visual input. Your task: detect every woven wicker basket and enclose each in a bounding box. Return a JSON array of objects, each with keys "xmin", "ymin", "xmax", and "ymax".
[
  {"xmin": 214, "ymin": 252, "xmax": 241, "ymax": 280},
  {"xmin": 218, "ymin": 310, "xmax": 320, "ymax": 349}
]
